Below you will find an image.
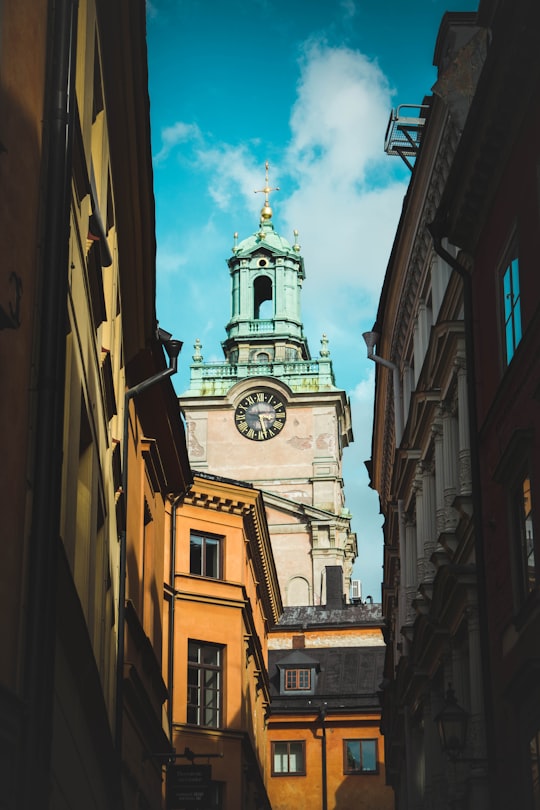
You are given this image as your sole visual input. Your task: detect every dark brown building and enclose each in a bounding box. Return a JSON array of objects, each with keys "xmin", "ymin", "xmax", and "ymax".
[{"xmin": 368, "ymin": 1, "xmax": 540, "ymax": 808}]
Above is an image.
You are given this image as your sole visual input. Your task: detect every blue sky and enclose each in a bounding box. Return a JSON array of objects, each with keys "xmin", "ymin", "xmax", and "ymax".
[{"xmin": 145, "ymin": 0, "xmax": 478, "ymax": 600}]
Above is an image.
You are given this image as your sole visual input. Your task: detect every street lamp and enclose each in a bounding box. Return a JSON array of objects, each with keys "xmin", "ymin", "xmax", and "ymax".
[{"xmin": 435, "ymin": 684, "xmax": 469, "ymax": 760}]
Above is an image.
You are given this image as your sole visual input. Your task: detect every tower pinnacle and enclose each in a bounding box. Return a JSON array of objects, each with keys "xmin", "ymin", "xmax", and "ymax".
[{"xmin": 254, "ymin": 160, "xmax": 279, "ymax": 221}]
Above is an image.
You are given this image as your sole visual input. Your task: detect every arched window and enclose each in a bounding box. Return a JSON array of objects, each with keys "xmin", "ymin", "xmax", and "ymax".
[
  {"xmin": 288, "ymin": 576, "xmax": 310, "ymax": 606},
  {"xmin": 254, "ymin": 275, "xmax": 272, "ymax": 319}
]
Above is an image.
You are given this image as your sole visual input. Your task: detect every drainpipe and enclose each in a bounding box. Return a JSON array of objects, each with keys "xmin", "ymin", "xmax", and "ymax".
[
  {"xmin": 362, "ymin": 331, "xmax": 403, "ymax": 446},
  {"xmin": 166, "ymin": 493, "xmax": 182, "ymax": 734},
  {"xmin": 22, "ymin": 1, "xmax": 78, "ymax": 807},
  {"xmin": 319, "ymin": 704, "xmax": 328, "ymax": 810},
  {"xmin": 362, "ymin": 331, "xmax": 407, "ymax": 626},
  {"xmin": 362, "ymin": 332, "xmax": 410, "ymax": 804},
  {"xmin": 427, "ymin": 226, "xmax": 495, "ymax": 794},
  {"xmin": 115, "ymin": 339, "xmax": 182, "ymax": 756}
]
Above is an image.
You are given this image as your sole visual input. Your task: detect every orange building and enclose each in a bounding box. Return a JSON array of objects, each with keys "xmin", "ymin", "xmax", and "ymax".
[
  {"xmin": 266, "ymin": 590, "xmax": 394, "ymax": 810},
  {"xmin": 165, "ymin": 472, "xmax": 282, "ymax": 810},
  {"xmin": 0, "ymin": 1, "xmax": 191, "ymax": 807}
]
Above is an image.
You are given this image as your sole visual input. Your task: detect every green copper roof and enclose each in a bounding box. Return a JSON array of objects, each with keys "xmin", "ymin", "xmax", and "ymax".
[{"xmin": 232, "ymin": 219, "xmax": 301, "ymax": 258}]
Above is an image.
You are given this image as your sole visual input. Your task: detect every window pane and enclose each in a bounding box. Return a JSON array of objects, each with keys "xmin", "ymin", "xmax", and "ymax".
[
  {"xmin": 188, "ymin": 640, "xmax": 199, "ymax": 662},
  {"xmin": 273, "ymin": 743, "xmax": 287, "ymax": 773},
  {"xmin": 298, "ymin": 669, "xmax": 310, "ymax": 689},
  {"xmin": 504, "ymin": 266, "xmax": 513, "ymax": 318},
  {"xmin": 202, "ymin": 646, "xmax": 220, "ymax": 666},
  {"xmin": 289, "ymin": 742, "xmax": 304, "ymax": 773},
  {"xmin": 190, "ymin": 535, "xmax": 202, "ymax": 575},
  {"xmin": 514, "ymin": 297, "xmax": 522, "ymax": 345},
  {"xmin": 361, "ymin": 740, "xmax": 377, "ymax": 772},
  {"xmin": 346, "ymin": 741, "xmax": 360, "ymax": 771},
  {"xmin": 285, "ymin": 670, "xmax": 296, "ymax": 689},
  {"xmin": 503, "ymin": 256, "xmax": 522, "ymax": 363},
  {"xmin": 521, "ymin": 476, "xmax": 536, "ymax": 593},
  {"xmin": 205, "ymin": 537, "xmax": 220, "ymax": 578},
  {"xmin": 506, "ymin": 319, "xmax": 515, "ymax": 363},
  {"xmin": 187, "ymin": 642, "xmax": 222, "ymax": 728}
]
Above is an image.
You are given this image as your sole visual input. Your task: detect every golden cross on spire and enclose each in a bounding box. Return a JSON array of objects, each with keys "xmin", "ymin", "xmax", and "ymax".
[{"xmin": 254, "ymin": 161, "xmax": 279, "ymax": 220}]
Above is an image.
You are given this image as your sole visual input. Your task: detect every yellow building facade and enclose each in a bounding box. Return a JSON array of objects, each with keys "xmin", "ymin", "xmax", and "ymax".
[
  {"xmin": 166, "ymin": 473, "xmax": 282, "ymax": 810},
  {"xmin": 0, "ymin": 1, "xmax": 191, "ymax": 807},
  {"xmin": 266, "ymin": 606, "xmax": 394, "ymax": 810}
]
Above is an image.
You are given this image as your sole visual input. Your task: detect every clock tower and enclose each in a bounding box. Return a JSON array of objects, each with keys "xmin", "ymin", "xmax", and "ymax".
[{"xmin": 181, "ymin": 164, "xmax": 357, "ymax": 606}]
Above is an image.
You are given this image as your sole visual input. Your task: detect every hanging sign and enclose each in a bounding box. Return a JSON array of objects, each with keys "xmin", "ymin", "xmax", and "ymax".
[{"xmin": 166, "ymin": 764, "xmax": 212, "ymax": 810}]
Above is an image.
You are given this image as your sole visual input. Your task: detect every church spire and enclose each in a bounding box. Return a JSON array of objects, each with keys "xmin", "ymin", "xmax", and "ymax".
[{"xmin": 254, "ymin": 160, "xmax": 279, "ymax": 222}]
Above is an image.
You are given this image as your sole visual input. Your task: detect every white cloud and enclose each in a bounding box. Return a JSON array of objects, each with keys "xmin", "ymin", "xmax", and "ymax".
[
  {"xmin": 339, "ymin": 0, "xmax": 358, "ymax": 21},
  {"xmin": 194, "ymin": 144, "xmax": 264, "ymax": 215},
  {"xmin": 153, "ymin": 121, "xmax": 202, "ymax": 164},
  {"xmin": 288, "ymin": 41, "xmax": 394, "ymax": 178},
  {"xmin": 277, "ymin": 41, "xmax": 407, "ymax": 343},
  {"xmin": 350, "ymin": 366, "xmax": 376, "ymax": 404}
]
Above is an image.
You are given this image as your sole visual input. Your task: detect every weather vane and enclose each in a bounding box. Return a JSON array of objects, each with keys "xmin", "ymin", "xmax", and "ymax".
[{"xmin": 254, "ymin": 161, "xmax": 279, "ymax": 221}]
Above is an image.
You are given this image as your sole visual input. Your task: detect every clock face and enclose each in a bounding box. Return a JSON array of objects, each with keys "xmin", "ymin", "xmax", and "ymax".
[{"xmin": 234, "ymin": 390, "xmax": 287, "ymax": 441}]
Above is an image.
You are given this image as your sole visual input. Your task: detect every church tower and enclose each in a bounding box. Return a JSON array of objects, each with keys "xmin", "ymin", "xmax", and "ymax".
[{"xmin": 181, "ymin": 164, "xmax": 357, "ymax": 606}]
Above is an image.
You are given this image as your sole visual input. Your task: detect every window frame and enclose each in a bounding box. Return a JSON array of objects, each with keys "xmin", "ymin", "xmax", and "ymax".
[
  {"xmin": 189, "ymin": 531, "xmax": 223, "ymax": 579},
  {"xmin": 501, "ymin": 243, "xmax": 522, "ymax": 366},
  {"xmin": 343, "ymin": 738, "xmax": 379, "ymax": 775},
  {"xmin": 187, "ymin": 640, "xmax": 223, "ymax": 729},
  {"xmin": 271, "ymin": 740, "xmax": 306, "ymax": 776},
  {"xmin": 284, "ymin": 667, "xmax": 311, "ymax": 691},
  {"xmin": 494, "ymin": 429, "xmax": 538, "ymax": 613},
  {"xmin": 511, "ymin": 471, "xmax": 537, "ymax": 603}
]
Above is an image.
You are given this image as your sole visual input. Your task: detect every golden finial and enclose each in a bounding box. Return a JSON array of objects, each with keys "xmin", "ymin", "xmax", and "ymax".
[{"xmin": 254, "ymin": 160, "xmax": 279, "ymax": 221}]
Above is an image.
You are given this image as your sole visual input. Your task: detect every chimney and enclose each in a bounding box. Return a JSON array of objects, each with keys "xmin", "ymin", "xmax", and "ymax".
[{"xmin": 325, "ymin": 566, "xmax": 344, "ymax": 610}]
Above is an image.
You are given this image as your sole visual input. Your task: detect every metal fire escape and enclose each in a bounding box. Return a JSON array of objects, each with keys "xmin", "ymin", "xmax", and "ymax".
[{"xmin": 384, "ymin": 104, "xmax": 429, "ymax": 171}]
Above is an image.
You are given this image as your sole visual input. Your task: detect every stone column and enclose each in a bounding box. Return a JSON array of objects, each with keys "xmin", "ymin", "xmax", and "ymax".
[
  {"xmin": 441, "ymin": 400, "xmax": 459, "ymax": 533},
  {"xmin": 405, "ymin": 513, "xmax": 417, "ymax": 625},
  {"xmin": 432, "ymin": 419, "xmax": 445, "ymax": 540},
  {"xmin": 421, "ymin": 460, "xmax": 437, "ymax": 584},
  {"xmin": 413, "ymin": 467, "xmax": 425, "ymax": 585},
  {"xmin": 455, "ymin": 353, "xmax": 472, "ymax": 496}
]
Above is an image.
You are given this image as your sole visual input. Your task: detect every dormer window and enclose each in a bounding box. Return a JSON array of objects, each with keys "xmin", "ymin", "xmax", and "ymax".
[
  {"xmin": 276, "ymin": 650, "xmax": 319, "ymax": 696},
  {"xmin": 285, "ymin": 668, "xmax": 311, "ymax": 691}
]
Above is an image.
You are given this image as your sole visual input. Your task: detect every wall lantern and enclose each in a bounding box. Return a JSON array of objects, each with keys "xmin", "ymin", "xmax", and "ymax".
[{"xmin": 435, "ymin": 684, "xmax": 469, "ymax": 760}]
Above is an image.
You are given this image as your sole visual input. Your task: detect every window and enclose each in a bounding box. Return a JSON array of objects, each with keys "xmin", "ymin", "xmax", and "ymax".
[
  {"xmin": 343, "ymin": 739, "xmax": 378, "ymax": 774},
  {"xmin": 272, "ymin": 741, "xmax": 305, "ymax": 775},
  {"xmin": 187, "ymin": 641, "xmax": 222, "ymax": 728},
  {"xmin": 285, "ymin": 668, "xmax": 311, "ymax": 691},
  {"xmin": 494, "ymin": 431, "xmax": 538, "ymax": 610},
  {"xmin": 503, "ymin": 254, "xmax": 522, "ymax": 364},
  {"xmin": 514, "ymin": 474, "xmax": 537, "ymax": 598},
  {"xmin": 190, "ymin": 532, "xmax": 221, "ymax": 578},
  {"xmin": 254, "ymin": 275, "xmax": 273, "ymax": 320}
]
